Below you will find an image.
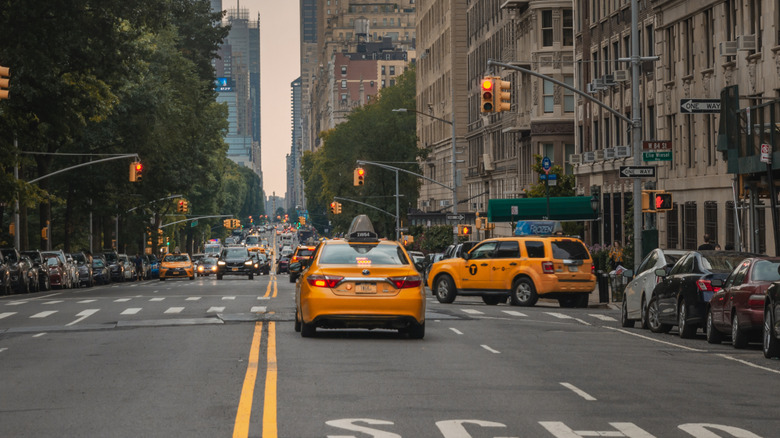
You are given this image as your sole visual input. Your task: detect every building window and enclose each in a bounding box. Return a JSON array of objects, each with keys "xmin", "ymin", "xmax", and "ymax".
[
  {"xmin": 381, "ymin": 65, "xmax": 386, "ymax": 75},
  {"xmin": 667, "ymin": 204, "xmax": 679, "ymax": 248},
  {"xmin": 543, "ymin": 80, "xmax": 554, "ymax": 113},
  {"xmin": 340, "ymin": 93, "xmax": 347, "ymax": 101},
  {"xmin": 389, "ymin": 66, "xmax": 395, "ymax": 75},
  {"xmin": 542, "ymin": 10, "xmax": 554, "ymax": 46},
  {"xmin": 542, "ymin": 143, "xmax": 554, "ymax": 162},
  {"xmin": 683, "ymin": 202, "xmax": 697, "ymax": 250},
  {"xmin": 389, "ymin": 79, "xmax": 395, "ymax": 86},
  {"xmin": 725, "ymin": 201, "xmax": 735, "ymax": 249},
  {"xmin": 704, "ymin": 201, "xmax": 718, "ymax": 246},
  {"xmin": 613, "ymin": 193, "xmax": 623, "ymax": 242},
  {"xmin": 341, "ymin": 79, "xmax": 347, "ymax": 88},
  {"xmin": 563, "ymin": 10, "xmax": 573, "ymax": 46},
  {"xmin": 381, "ymin": 79, "xmax": 386, "ymax": 87},
  {"xmin": 341, "ymin": 66, "xmax": 347, "ymax": 75},
  {"xmin": 564, "ymin": 76, "xmax": 574, "ymax": 112}
]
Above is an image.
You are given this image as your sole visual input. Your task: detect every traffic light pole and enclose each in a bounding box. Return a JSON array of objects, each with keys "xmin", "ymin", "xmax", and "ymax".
[
  {"xmin": 25, "ymin": 153, "xmax": 140, "ymax": 184},
  {"xmin": 159, "ymin": 215, "xmax": 233, "ymax": 229},
  {"xmin": 333, "ymin": 197, "xmax": 396, "ymax": 219}
]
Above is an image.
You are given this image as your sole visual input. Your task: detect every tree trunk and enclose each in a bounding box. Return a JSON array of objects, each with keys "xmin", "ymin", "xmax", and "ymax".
[
  {"xmin": 36, "ymin": 157, "xmax": 51, "ymax": 250},
  {"xmin": 63, "ymin": 182, "xmax": 74, "ymax": 252}
]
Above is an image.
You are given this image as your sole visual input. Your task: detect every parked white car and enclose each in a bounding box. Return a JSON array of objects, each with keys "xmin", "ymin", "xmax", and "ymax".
[
  {"xmin": 621, "ymin": 248, "xmax": 687, "ymax": 328},
  {"xmin": 119, "ymin": 254, "xmax": 135, "ymax": 281}
]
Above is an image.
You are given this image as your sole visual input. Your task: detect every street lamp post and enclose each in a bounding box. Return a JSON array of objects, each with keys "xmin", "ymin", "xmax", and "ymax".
[{"xmin": 392, "ymin": 107, "xmax": 459, "ymax": 244}]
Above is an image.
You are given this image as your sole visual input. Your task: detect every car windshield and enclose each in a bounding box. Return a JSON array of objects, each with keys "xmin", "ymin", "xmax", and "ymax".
[
  {"xmin": 163, "ymin": 255, "xmax": 190, "ymax": 263},
  {"xmin": 104, "ymin": 253, "xmax": 117, "ymax": 263},
  {"xmin": 664, "ymin": 253, "xmax": 682, "ymax": 266},
  {"xmin": 1, "ymin": 250, "xmax": 17, "ymax": 262},
  {"xmin": 223, "ymin": 248, "xmax": 249, "ymax": 258},
  {"xmin": 46, "ymin": 258, "xmax": 59, "ymax": 266},
  {"xmin": 318, "ymin": 244, "xmax": 409, "ymax": 265},
  {"xmin": 93, "ymin": 259, "xmax": 105, "ymax": 267},
  {"xmin": 245, "ymin": 236, "xmax": 259, "ymax": 245},
  {"xmin": 21, "ymin": 252, "xmax": 41, "ymax": 263},
  {"xmin": 72, "ymin": 254, "xmax": 86, "ymax": 264},
  {"xmin": 751, "ymin": 260, "xmax": 780, "ymax": 282}
]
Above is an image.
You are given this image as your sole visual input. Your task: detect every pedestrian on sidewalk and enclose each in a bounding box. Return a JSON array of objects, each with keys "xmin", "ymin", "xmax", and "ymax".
[
  {"xmin": 134, "ymin": 254, "xmax": 143, "ymax": 281},
  {"xmin": 608, "ymin": 241, "xmax": 624, "ymax": 270},
  {"xmin": 698, "ymin": 234, "xmax": 715, "ymax": 250}
]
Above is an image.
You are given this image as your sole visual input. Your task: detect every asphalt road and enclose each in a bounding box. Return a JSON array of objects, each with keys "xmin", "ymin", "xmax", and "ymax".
[{"xmin": 2, "ymin": 270, "xmax": 779, "ymax": 437}]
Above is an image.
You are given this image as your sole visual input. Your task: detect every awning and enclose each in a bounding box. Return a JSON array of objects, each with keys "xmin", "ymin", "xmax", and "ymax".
[{"xmin": 487, "ymin": 197, "xmax": 598, "ymax": 222}]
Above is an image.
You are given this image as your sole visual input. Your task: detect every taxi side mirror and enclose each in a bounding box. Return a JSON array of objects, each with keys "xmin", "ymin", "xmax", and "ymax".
[
  {"xmin": 289, "ymin": 262, "xmax": 302, "ymax": 273},
  {"xmin": 461, "ymin": 252, "xmax": 470, "ymax": 261}
]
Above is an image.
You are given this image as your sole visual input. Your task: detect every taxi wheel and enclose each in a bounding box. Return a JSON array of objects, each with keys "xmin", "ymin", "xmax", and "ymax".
[
  {"xmin": 763, "ymin": 309, "xmax": 780, "ymax": 358},
  {"xmin": 405, "ymin": 322, "xmax": 425, "ymax": 339},
  {"xmin": 647, "ymin": 296, "xmax": 672, "ymax": 333},
  {"xmin": 289, "ymin": 274, "xmax": 297, "ymax": 283},
  {"xmin": 294, "ymin": 312, "xmax": 301, "ymax": 332},
  {"xmin": 434, "ymin": 275, "xmax": 457, "ymax": 304},
  {"xmin": 301, "ymin": 321, "xmax": 316, "ymax": 337},
  {"xmin": 510, "ymin": 278, "xmax": 538, "ymax": 307},
  {"xmin": 217, "ymin": 274, "xmax": 223, "ymax": 280},
  {"xmin": 189, "ymin": 275, "xmax": 195, "ymax": 281}
]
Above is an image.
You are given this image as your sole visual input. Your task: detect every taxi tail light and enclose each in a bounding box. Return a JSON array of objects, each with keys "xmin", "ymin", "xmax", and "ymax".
[
  {"xmin": 388, "ymin": 275, "xmax": 422, "ymax": 289},
  {"xmin": 591, "ymin": 264, "xmax": 595, "ymax": 274},
  {"xmin": 748, "ymin": 294, "xmax": 766, "ymax": 307},
  {"xmin": 292, "ymin": 256, "xmax": 298, "ymax": 262},
  {"xmin": 542, "ymin": 261, "xmax": 554, "ymax": 274},
  {"xmin": 696, "ymin": 279, "xmax": 720, "ymax": 293},
  {"xmin": 307, "ymin": 275, "xmax": 343, "ymax": 288}
]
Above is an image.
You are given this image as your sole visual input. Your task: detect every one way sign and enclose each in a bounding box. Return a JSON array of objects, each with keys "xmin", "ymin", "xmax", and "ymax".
[
  {"xmin": 619, "ymin": 166, "xmax": 656, "ymax": 178},
  {"xmin": 680, "ymin": 99, "xmax": 721, "ymax": 114}
]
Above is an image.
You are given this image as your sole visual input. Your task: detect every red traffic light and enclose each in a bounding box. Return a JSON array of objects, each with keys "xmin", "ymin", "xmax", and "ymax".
[
  {"xmin": 135, "ymin": 163, "xmax": 143, "ymax": 172},
  {"xmin": 357, "ymin": 168, "xmax": 365, "ymax": 176},
  {"xmin": 481, "ymin": 79, "xmax": 493, "ymax": 91}
]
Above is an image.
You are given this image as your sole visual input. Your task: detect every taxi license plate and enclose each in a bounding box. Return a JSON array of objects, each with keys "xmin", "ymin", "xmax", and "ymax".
[
  {"xmin": 567, "ymin": 265, "xmax": 579, "ymax": 272},
  {"xmin": 171, "ymin": 271, "xmax": 179, "ymax": 275},
  {"xmin": 356, "ymin": 283, "xmax": 376, "ymax": 293},
  {"xmin": 232, "ymin": 268, "xmax": 239, "ymax": 272}
]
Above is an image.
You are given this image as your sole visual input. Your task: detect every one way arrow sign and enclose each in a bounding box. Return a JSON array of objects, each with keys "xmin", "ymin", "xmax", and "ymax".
[{"xmin": 619, "ymin": 166, "xmax": 656, "ymax": 178}]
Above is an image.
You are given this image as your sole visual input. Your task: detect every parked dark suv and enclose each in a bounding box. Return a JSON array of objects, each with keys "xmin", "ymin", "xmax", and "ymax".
[
  {"xmin": 21, "ymin": 250, "xmax": 52, "ymax": 291},
  {"xmin": 217, "ymin": 246, "xmax": 254, "ymax": 280},
  {"xmin": 1, "ymin": 248, "xmax": 33, "ymax": 294}
]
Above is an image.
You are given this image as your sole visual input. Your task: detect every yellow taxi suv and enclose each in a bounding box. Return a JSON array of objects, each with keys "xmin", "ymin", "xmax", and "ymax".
[
  {"xmin": 427, "ymin": 232, "xmax": 595, "ymax": 308},
  {"xmin": 159, "ymin": 253, "xmax": 195, "ymax": 281},
  {"xmin": 294, "ymin": 215, "xmax": 426, "ymax": 339}
]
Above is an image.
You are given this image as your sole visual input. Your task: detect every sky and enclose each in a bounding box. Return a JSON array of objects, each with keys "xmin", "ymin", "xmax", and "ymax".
[{"xmin": 241, "ymin": 0, "xmax": 300, "ymax": 198}]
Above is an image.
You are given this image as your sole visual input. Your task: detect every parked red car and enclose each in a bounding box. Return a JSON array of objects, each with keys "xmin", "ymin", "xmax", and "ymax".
[
  {"xmin": 46, "ymin": 256, "xmax": 70, "ymax": 289},
  {"xmin": 707, "ymin": 257, "xmax": 780, "ymax": 348}
]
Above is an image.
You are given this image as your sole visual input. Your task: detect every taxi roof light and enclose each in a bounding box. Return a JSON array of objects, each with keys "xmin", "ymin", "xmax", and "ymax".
[{"xmin": 346, "ymin": 214, "xmax": 379, "ymax": 242}]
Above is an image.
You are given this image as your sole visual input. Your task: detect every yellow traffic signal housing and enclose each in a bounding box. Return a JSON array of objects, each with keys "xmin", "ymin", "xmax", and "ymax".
[
  {"xmin": 480, "ymin": 77, "xmax": 495, "ymax": 113},
  {"xmin": 654, "ymin": 192, "xmax": 673, "ymax": 211},
  {"xmin": 129, "ymin": 162, "xmax": 137, "ymax": 182},
  {"xmin": 0, "ymin": 65, "xmax": 9, "ymax": 100},
  {"xmin": 177, "ymin": 200, "xmax": 185, "ymax": 213},
  {"xmin": 335, "ymin": 202, "xmax": 342, "ymax": 214},
  {"xmin": 354, "ymin": 168, "xmax": 365, "ymax": 186},
  {"xmin": 494, "ymin": 78, "xmax": 511, "ymax": 113},
  {"xmin": 223, "ymin": 219, "xmax": 231, "ymax": 228},
  {"xmin": 641, "ymin": 190, "xmax": 652, "ymax": 212},
  {"xmin": 458, "ymin": 224, "xmax": 474, "ymax": 237},
  {"xmin": 330, "ymin": 202, "xmax": 337, "ymax": 214},
  {"xmin": 182, "ymin": 200, "xmax": 189, "ymax": 213},
  {"xmin": 133, "ymin": 162, "xmax": 143, "ymax": 182},
  {"xmin": 41, "ymin": 226, "xmax": 48, "ymax": 240}
]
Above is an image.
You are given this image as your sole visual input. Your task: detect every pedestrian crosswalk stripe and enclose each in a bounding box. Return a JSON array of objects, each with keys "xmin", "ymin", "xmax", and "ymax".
[
  {"xmin": 121, "ymin": 308, "xmax": 141, "ymax": 315},
  {"xmin": 30, "ymin": 311, "xmax": 57, "ymax": 318},
  {"xmin": 461, "ymin": 309, "xmax": 484, "ymax": 315},
  {"xmin": 546, "ymin": 312, "xmax": 572, "ymax": 319},
  {"xmin": 164, "ymin": 307, "xmax": 184, "ymax": 314},
  {"xmin": 207, "ymin": 306, "xmax": 225, "ymax": 313},
  {"xmin": 114, "ymin": 298, "xmax": 131, "ymax": 302},
  {"xmin": 5, "ymin": 301, "xmax": 26, "ymax": 306},
  {"xmin": 222, "ymin": 296, "xmax": 236, "ymax": 300},
  {"xmin": 589, "ymin": 314, "xmax": 617, "ymax": 322},
  {"xmin": 43, "ymin": 301, "xmax": 63, "ymax": 305},
  {"xmin": 0, "ymin": 312, "xmax": 16, "ymax": 320},
  {"xmin": 186, "ymin": 297, "xmax": 201, "ymax": 301},
  {"xmin": 250, "ymin": 306, "xmax": 266, "ymax": 313},
  {"xmin": 78, "ymin": 300, "xmax": 97, "ymax": 304},
  {"xmin": 502, "ymin": 310, "xmax": 528, "ymax": 317},
  {"xmin": 150, "ymin": 297, "xmax": 165, "ymax": 302}
]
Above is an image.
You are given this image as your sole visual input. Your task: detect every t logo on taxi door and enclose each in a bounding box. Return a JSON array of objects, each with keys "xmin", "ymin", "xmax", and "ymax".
[{"xmin": 469, "ymin": 264, "xmax": 478, "ymax": 275}]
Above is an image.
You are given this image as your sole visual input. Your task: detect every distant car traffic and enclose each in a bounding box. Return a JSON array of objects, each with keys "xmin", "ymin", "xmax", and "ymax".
[
  {"xmin": 289, "ymin": 245, "xmax": 317, "ymax": 282},
  {"xmin": 216, "ymin": 246, "xmax": 254, "ymax": 280},
  {"xmin": 197, "ymin": 257, "xmax": 218, "ymax": 276},
  {"xmin": 159, "ymin": 253, "xmax": 195, "ymax": 281}
]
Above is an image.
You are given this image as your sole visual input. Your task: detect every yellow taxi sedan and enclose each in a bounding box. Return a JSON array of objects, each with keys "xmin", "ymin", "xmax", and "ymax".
[
  {"xmin": 159, "ymin": 253, "xmax": 195, "ymax": 281},
  {"xmin": 294, "ymin": 215, "xmax": 426, "ymax": 339}
]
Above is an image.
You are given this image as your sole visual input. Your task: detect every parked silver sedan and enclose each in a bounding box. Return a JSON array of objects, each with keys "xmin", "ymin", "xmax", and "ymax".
[{"xmin": 621, "ymin": 248, "xmax": 687, "ymax": 328}]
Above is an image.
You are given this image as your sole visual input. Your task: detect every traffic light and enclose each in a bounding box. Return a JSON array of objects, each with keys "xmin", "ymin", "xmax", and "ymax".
[
  {"xmin": 41, "ymin": 222, "xmax": 49, "ymax": 240},
  {"xmin": 182, "ymin": 200, "xmax": 188, "ymax": 213},
  {"xmin": 641, "ymin": 191, "xmax": 652, "ymax": 212},
  {"xmin": 133, "ymin": 162, "xmax": 143, "ymax": 182},
  {"xmin": 354, "ymin": 167, "xmax": 365, "ymax": 186},
  {"xmin": 223, "ymin": 219, "xmax": 231, "ymax": 228},
  {"xmin": 177, "ymin": 200, "xmax": 185, "ymax": 213},
  {"xmin": 336, "ymin": 202, "xmax": 342, "ymax": 214},
  {"xmin": 9, "ymin": 223, "xmax": 14, "ymax": 236},
  {"xmin": 0, "ymin": 65, "xmax": 9, "ymax": 100},
  {"xmin": 480, "ymin": 77, "xmax": 494, "ymax": 113},
  {"xmin": 330, "ymin": 202, "xmax": 337, "ymax": 214},
  {"xmin": 654, "ymin": 192, "xmax": 673, "ymax": 211},
  {"xmin": 458, "ymin": 224, "xmax": 474, "ymax": 237},
  {"xmin": 495, "ymin": 78, "xmax": 511, "ymax": 113}
]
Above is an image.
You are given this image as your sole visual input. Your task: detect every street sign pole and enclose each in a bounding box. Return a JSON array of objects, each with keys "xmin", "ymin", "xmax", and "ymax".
[{"xmin": 631, "ymin": 0, "xmax": 642, "ymax": 272}]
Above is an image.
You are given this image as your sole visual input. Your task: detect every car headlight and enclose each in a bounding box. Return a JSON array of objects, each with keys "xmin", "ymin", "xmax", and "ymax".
[
  {"xmin": 197, "ymin": 266, "xmax": 204, "ymax": 272},
  {"xmin": 217, "ymin": 261, "xmax": 226, "ymax": 266},
  {"xmin": 244, "ymin": 260, "xmax": 253, "ymax": 266}
]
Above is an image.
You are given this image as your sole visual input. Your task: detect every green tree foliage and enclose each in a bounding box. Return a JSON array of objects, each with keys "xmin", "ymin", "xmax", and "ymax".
[
  {"xmin": 0, "ymin": 1, "xmax": 261, "ymax": 252},
  {"xmin": 302, "ymin": 67, "xmax": 420, "ymax": 237}
]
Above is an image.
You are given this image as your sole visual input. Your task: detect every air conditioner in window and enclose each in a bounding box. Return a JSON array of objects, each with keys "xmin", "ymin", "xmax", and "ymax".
[
  {"xmin": 602, "ymin": 74, "xmax": 616, "ymax": 86},
  {"xmin": 482, "ymin": 153, "xmax": 495, "ymax": 171},
  {"xmin": 719, "ymin": 41, "xmax": 738, "ymax": 56},
  {"xmin": 737, "ymin": 34, "xmax": 756, "ymax": 51},
  {"xmin": 582, "ymin": 151, "xmax": 595, "ymax": 163},
  {"xmin": 439, "ymin": 200, "xmax": 451, "ymax": 207},
  {"xmin": 593, "ymin": 78, "xmax": 606, "ymax": 89},
  {"xmin": 604, "ymin": 147, "xmax": 616, "ymax": 159},
  {"xmin": 614, "ymin": 145, "xmax": 632, "ymax": 157},
  {"xmin": 568, "ymin": 154, "xmax": 582, "ymax": 164},
  {"xmin": 594, "ymin": 149, "xmax": 605, "ymax": 160},
  {"xmin": 421, "ymin": 200, "xmax": 430, "ymax": 207},
  {"xmin": 586, "ymin": 83, "xmax": 598, "ymax": 94},
  {"xmin": 613, "ymin": 70, "xmax": 630, "ymax": 82}
]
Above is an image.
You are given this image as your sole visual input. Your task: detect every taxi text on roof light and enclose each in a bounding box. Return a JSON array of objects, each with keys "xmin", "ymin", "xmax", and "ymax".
[{"xmin": 346, "ymin": 214, "xmax": 379, "ymax": 242}]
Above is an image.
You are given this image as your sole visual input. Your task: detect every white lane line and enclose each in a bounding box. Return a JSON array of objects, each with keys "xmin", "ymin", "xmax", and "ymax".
[
  {"xmin": 449, "ymin": 328, "xmax": 464, "ymax": 335},
  {"xmin": 250, "ymin": 306, "xmax": 267, "ymax": 313},
  {"xmin": 207, "ymin": 306, "xmax": 225, "ymax": 313},
  {"xmin": 0, "ymin": 312, "xmax": 17, "ymax": 320},
  {"xmin": 43, "ymin": 300, "xmax": 64, "ymax": 305},
  {"xmin": 153, "ymin": 290, "xmax": 159, "ymax": 293},
  {"xmin": 5, "ymin": 301, "xmax": 27, "ymax": 306},
  {"xmin": 222, "ymin": 296, "xmax": 236, "ymax": 300},
  {"xmin": 462, "ymin": 309, "xmax": 484, "ymax": 315},
  {"xmin": 546, "ymin": 312, "xmax": 591, "ymax": 326},
  {"xmin": 481, "ymin": 345, "xmax": 501, "ymax": 354},
  {"xmin": 604, "ymin": 327, "xmax": 706, "ymax": 352},
  {"xmin": 114, "ymin": 298, "xmax": 131, "ymax": 303},
  {"xmin": 0, "ymin": 347, "xmax": 7, "ymax": 353},
  {"xmin": 164, "ymin": 307, "xmax": 184, "ymax": 314},
  {"xmin": 185, "ymin": 297, "xmax": 201, "ymax": 301},
  {"xmin": 66, "ymin": 309, "xmax": 100, "ymax": 326},
  {"xmin": 30, "ymin": 311, "xmax": 57, "ymax": 319},
  {"xmin": 33, "ymin": 333, "xmax": 47, "ymax": 338},
  {"xmin": 717, "ymin": 354, "xmax": 780, "ymax": 375},
  {"xmin": 78, "ymin": 300, "xmax": 97, "ymax": 304},
  {"xmin": 502, "ymin": 310, "xmax": 528, "ymax": 317},
  {"xmin": 150, "ymin": 297, "xmax": 165, "ymax": 302},
  {"xmin": 589, "ymin": 313, "xmax": 617, "ymax": 322},
  {"xmin": 560, "ymin": 382, "xmax": 597, "ymax": 401},
  {"xmin": 121, "ymin": 308, "xmax": 141, "ymax": 315}
]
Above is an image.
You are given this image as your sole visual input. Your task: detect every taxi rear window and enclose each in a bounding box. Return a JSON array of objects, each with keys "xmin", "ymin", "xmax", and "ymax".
[
  {"xmin": 296, "ymin": 249, "xmax": 315, "ymax": 257},
  {"xmin": 318, "ymin": 244, "xmax": 409, "ymax": 265},
  {"xmin": 551, "ymin": 240, "xmax": 590, "ymax": 260}
]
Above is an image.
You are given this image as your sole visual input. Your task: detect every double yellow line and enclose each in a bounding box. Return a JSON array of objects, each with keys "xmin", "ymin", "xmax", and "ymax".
[{"xmin": 233, "ymin": 275, "xmax": 278, "ymax": 437}]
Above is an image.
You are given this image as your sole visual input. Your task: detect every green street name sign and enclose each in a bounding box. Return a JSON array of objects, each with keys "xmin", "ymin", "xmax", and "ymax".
[
  {"xmin": 190, "ymin": 220, "xmax": 198, "ymax": 227},
  {"xmin": 643, "ymin": 150, "xmax": 672, "ymax": 162}
]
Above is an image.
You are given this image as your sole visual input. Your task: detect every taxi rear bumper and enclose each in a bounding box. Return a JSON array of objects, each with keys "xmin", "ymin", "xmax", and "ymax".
[{"xmin": 301, "ymin": 288, "xmax": 425, "ymax": 328}]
